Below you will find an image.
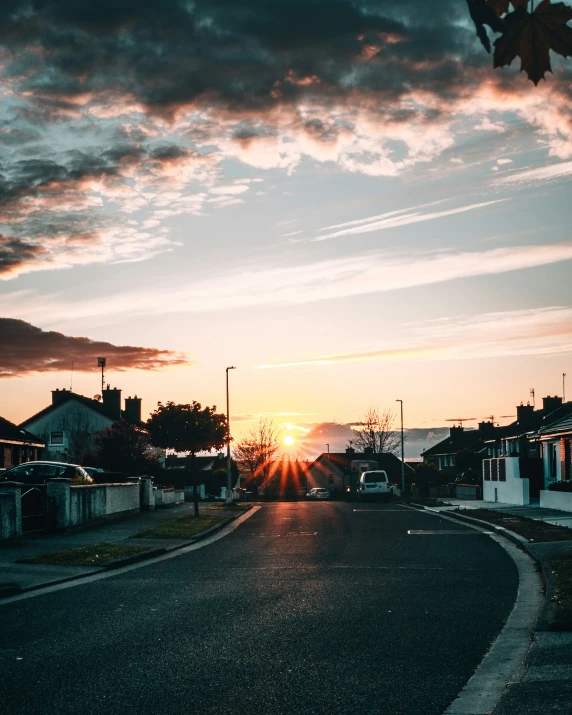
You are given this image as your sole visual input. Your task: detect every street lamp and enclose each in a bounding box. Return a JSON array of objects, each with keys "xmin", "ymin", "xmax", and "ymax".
[
  {"xmin": 396, "ymin": 400, "xmax": 405, "ymax": 495},
  {"xmin": 226, "ymin": 366, "xmax": 236, "ymax": 504}
]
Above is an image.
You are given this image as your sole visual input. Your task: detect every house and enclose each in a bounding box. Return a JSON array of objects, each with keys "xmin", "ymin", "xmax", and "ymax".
[
  {"xmin": 19, "ymin": 386, "xmax": 144, "ymax": 464},
  {"xmin": 0, "ymin": 416, "xmax": 44, "ymax": 470},
  {"xmin": 535, "ymin": 411, "xmax": 572, "ymax": 488},
  {"xmin": 421, "ymin": 423, "xmax": 492, "ymax": 476},
  {"xmin": 307, "ymin": 447, "xmax": 412, "ymax": 494}
]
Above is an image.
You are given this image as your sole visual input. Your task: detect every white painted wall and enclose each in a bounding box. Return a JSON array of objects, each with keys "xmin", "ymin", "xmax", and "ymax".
[
  {"xmin": 24, "ymin": 400, "xmax": 112, "ymax": 462},
  {"xmin": 539, "ymin": 490, "xmax": 572, "ymax": 513},
  {"xmin": 105, "ymin": 483, "xmax": 139, "ymax": 515},
  {"xmin": 483, "ymin": 457, "xmax": 530, "ymax": 506}
]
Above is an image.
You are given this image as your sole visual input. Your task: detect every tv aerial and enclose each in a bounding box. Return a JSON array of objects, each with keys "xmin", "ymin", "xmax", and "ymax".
[{"xmin": 445, "ymin": 417, "xmax": 476, "ymax": 427}]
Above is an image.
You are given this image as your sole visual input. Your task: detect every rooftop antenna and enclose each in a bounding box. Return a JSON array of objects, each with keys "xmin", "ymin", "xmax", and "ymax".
[
  {"xmin": 564, "ymin": 373, "xmax": 567, "ymax": 402},
  {"xmin": 530, "ymin": 388, "xmax": 535, "ymax": 407},
  {"xmin": 445, "ymin": 417, "xmax": 476, "ymax": 428},
  {"xmin": 97, "ymin": 357, "xmax": 106, "ymax": 397}
]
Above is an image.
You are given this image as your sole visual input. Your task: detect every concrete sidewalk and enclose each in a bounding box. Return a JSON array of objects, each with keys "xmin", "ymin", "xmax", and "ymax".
[
  {"xmin": 418, "ymin": 497, "xmax": 572, "ymax": 715},
  {"xmin": 0, "ymin": 502, "xmax": 235, "ymax": 595}
]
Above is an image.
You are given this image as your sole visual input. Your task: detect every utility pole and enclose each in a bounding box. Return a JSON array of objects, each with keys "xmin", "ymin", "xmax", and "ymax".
[
  {"xmin": 226, "ymin": 366, "xmax": 236, "ymax": 504},
  {"xmin": 97, "ymin": 357, "xmax": 106, "ymax": 397},
  {"xmin": 564, "ymin": 373, "xmax": 567, "ymax": 403},
  {"xmin": 396, "ymin": 399, "xmax": 405, "ymax": 495}
]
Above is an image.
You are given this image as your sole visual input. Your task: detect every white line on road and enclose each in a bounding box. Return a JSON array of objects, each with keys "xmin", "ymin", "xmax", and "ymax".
[{"xmin": 0, "ymin": 507, "xmax": 261, "ymax": 606}]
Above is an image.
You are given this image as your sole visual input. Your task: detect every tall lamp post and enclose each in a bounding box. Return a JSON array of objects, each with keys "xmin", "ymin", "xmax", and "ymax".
[
  {"xmin": 226, "ymin": 366, "xmax": 236, "ymax": 504},
  {"xmin": 396, "ymin": 399, "xmax": 405, "ymax": 495}
]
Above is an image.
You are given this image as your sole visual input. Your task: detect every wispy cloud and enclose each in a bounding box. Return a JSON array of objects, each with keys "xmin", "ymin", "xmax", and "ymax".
[
  {"xmin": 258, "ymin": 307, "xmax": 572, "ymax": 368},
  {"xmin": 308, "ymin": 199, "xmax": 507, "ymax": 243},
  {"xmin": 494, "ymin": 160, "xmax": 572, "ymax": 186},
  {"xmin": 5, "ymin": 242, "xmax": 572, "ymax": 324}
]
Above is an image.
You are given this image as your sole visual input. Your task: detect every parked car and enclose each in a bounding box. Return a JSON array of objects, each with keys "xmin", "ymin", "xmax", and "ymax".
[
  {"xmin": 83, "ymin": 466, "xmax": 104, "ymax": 479},
  {"xmin": 358, "ymin": 470, "xmax": 392, "ymax": 501},
  {"xmin": 0, "ymin": 461, "xmax": 93, "ymax": 484},
  {"xmin": 307, "ymin": 488, "xmax": 330, "ymax": 500}
]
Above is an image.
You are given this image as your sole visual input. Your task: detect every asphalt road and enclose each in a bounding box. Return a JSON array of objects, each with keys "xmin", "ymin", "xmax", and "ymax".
[{"xmin": 1, "ymin": 502, "xmax": 518, "ymax": 715}]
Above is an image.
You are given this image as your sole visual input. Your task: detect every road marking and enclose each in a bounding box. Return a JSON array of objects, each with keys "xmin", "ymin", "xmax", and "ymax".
[
  {"xmin": 0, "ymin": 507, "xmax": 262, "ymax": 605},
  {"xmin": 408, "ymin": 529, "xmax": 494, "ymax": 535}
]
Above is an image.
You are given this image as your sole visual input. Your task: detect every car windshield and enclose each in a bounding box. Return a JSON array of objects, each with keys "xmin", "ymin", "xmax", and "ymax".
[{"xmin": 364, "ymin": 473, "xmax": 386, "ymax": 483}]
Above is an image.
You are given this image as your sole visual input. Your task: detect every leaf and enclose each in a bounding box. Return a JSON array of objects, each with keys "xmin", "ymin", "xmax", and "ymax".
[
  {"xmin": 467, "ymin": 0, "xmax": 507, "ymax": 52},
  {"xmin": 494, "ymin": 0, "xmax": 572, "ymax": 84}
]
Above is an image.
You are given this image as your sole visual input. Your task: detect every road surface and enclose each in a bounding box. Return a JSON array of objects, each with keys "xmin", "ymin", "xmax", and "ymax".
[{"xmin": 1, "ymin": 502, "xmax": 518, "ymax": 714}]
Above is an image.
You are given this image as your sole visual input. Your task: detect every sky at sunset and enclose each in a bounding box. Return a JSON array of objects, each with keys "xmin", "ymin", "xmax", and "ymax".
[{"xmin": 1, "ymin": 0, "xmax": 572, "ymax": 459}]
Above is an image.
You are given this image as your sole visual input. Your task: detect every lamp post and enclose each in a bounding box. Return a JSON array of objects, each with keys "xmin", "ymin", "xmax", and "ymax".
[
  {"xmin": 396, "ymin": 399, "xmax": 405, "ymax": 495},
  {"xmin": 226, "ymin": 366, "xmax": 236, "ymax": 504}
]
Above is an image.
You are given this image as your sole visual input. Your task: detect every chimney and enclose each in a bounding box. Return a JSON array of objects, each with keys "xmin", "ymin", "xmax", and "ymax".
[
  {"xmin": 542, "ymin": 395, "xmax": 563, "ymax": 415},
  {"xmin": 364, "ymin": 446, "xmax": 374, "ymax": 457},
  {"xmin": 478, "ymin": 421, "xmax": 495, "ymax": 438},
  {"xmin": 345, "ymin": 446, "xmax": 356, "ymax": 455},
  {"xmin": 52, "ymin": 388, "xmax": 70, "ymax": 406},
  {"xmin": 124, "ymin": 395, "xmax": 142, "ymax": 423},
  {"xmin": 449, "ymin": 425, "xmax": 464, "ymax": 440},
  {"xmin": 102, "ymin": 386, "xmax": 121, "ymax": 420},
  {"xmin": 516, "ymin": 402, "xmax": 535, "ymax": 428}
]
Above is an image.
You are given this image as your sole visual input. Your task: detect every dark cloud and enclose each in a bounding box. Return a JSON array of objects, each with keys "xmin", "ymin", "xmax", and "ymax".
[
  {"xmin": 0, "ymin": 318, "xmax": 189, "ymax": 377},
  {"xmin": 0, "ymin": 1, "xmax": 480, "ymax": 115}
]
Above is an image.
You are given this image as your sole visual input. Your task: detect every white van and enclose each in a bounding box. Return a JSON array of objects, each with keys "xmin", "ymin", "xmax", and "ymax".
[{"xmin": 358, "ymin": 470, "xmax": 392, "ymax": 500}]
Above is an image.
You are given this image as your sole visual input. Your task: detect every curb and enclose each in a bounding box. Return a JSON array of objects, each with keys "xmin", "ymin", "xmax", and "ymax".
[{"xmin": 0, "ymin": 506, "xmax": 252, "ymax": 599}]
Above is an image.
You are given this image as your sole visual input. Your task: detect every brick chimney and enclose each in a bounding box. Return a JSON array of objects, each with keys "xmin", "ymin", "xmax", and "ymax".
[
  {"xmin": 102, "ymin": 386, "xmax": 121, "ymax": 420},
  {"xmin": 516, "ymin": 402, "xmax": 535, "ymax": 428},
  {"xmin": 542, "ymin": 395, "xmax": 563, "ymax": 415},
  {"xmin": 51, "ymin": 388, "xmax": 70, "ymax": 406},
  {"xmin": 124, "ymin": 395, "xmax": 142, "ymax": 423},
  {"xmin": 478, "ymin": 421, "xmax": 495, "ymax": 438},
  {"xmin": 449, "ymin": 425, "xmax": 464, "ymax": 440},
  {"xmin": 345, "ymin": 446, "xmax": 356, "ymax": 455}
]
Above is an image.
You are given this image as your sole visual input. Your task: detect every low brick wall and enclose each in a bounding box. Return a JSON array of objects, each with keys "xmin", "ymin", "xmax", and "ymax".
[
  {"xmin": 154, "ymin": 487, "xmax": 184, "ymax": 507},
  {"xmin": 70, "ymin": 485, "xmax": 106, "ymax": 527},
  {"xmin": 105, "ymin": 483, "xmax": 139, "ymax": 516},
  {"xmin": 0, "ymin": 492, "xmax": 19, "ymax": 540}
]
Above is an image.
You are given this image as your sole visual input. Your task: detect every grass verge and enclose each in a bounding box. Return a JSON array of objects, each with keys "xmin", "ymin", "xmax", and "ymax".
[
  {"xmin": 136, "ymin": 513, "xmax": 224, "ymax": 539},
  {"xmin": 451, "ymin": 508, "xmax": 572, "ymax": 542},
  {"xmin": 551, "ymin": 554, "xmax": 572, "ymax": 630},
  {"xmin": 21, "ymin": 543, "xmax": 151, "ymax": 567}
]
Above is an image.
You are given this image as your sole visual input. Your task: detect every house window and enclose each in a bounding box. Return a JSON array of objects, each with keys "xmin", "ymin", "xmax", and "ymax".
[
  {"xmin": 550, "ymin": 444, "xmax": 557, "ymax": 478},
  {"xmin": 50, "ymin": 431, "xmax": 64, "ymax": 445}
]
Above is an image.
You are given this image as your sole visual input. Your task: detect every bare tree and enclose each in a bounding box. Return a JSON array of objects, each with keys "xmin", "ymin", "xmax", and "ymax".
[
  {"xmin": 233, "ymin": 417, "xmax": 280, "ymax": 491},
  {"xmin": 351, "ymin": 407, "xmax": 401, "ymax": 455}
]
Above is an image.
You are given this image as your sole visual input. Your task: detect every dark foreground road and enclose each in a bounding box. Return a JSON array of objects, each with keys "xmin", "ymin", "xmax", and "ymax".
[{"xmin": 1, "ymin": 502, "xmax": 518, "ymax": 715}]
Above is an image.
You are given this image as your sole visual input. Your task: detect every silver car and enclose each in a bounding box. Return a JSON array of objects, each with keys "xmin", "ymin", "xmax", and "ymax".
[{"xmin": 0, "ymin": 461, "xmax": 93, "ymax": 484}]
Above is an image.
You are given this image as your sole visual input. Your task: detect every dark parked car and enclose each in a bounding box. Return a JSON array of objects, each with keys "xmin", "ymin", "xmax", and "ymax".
[{"xmin": 0, "ymin": 461, "xmax": 93, "ymax": 484}]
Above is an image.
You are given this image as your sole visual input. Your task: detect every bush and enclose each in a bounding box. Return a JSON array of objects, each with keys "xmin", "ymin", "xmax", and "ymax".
[{"xmin": 548, "ymin": 481, "xmax": 572, "ymax": 493}]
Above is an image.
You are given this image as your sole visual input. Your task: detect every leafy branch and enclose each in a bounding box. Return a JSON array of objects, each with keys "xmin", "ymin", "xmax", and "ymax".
[{"xmin": 467, "ymin": 0, "xmax": 572, "ymax": 84}]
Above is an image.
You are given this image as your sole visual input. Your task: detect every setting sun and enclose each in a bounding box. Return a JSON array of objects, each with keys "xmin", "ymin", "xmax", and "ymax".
[{"xmin": 283, "ymin": 435, "xmax": 295, "ymax": 447}]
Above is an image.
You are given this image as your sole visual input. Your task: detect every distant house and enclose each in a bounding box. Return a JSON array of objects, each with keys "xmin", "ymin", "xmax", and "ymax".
[
  {"xmin": 20, "ymin": 387, "xmax": 145, "ymax": 464},
  {"xmin": 166, "ymin": 453, "xmax": 239, "ymax": 495},
  {"xmin": 307, "ymin": 447, "xmax": 412, "ymax": 494},
  {"xmin": 421, "ymin": 423, "xmax": 491, "ymax": 476},
  {"xmin": 0, "ymin": 416, "xmax": 44, "ymax": 470}
]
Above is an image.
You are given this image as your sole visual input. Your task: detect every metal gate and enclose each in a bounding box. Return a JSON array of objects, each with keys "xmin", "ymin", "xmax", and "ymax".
[{"xmin": 21, "ymin": 484, "xmax": 49, "ymax": 532}]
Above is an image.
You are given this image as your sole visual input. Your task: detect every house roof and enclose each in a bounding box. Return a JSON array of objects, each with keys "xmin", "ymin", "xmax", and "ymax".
[
  {"xmin": 481, "ymin": 401, "xmax": 572, "ymax": 442},
  {"xmin": 20, "ymin": 391, "xmax": 143, "ymax": 429},
  {"xmin": 0, "ymin": 416, "xmax": 44, "ymax": 446},
  {"xmin": 422, "ymin": 430, "xmax": 484, "ymax": 458},
  {"xmin": 537, "ymin": 411, "xmax": 572, "ymax": 437},
  {"xmin": 311, "ymin": 451, "xmax": 413, "ymax": 478}
]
